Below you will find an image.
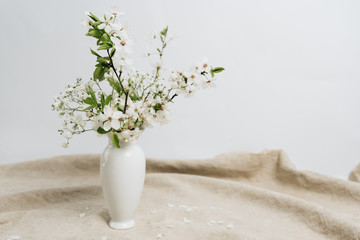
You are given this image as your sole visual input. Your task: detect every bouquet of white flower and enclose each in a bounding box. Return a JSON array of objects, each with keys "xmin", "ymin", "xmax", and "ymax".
[{"xmin": 52, "ymin": 8, "xmax": 224, "ymax": 148}]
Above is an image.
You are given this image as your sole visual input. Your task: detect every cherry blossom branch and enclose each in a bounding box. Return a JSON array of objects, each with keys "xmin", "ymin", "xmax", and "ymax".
[
  {"xmin": 169, "ymin": 93, "xmax": 178, "ymax": 102},
  {"xmin": 124, "ymin": 90, "xmax": 129, "ymax": 114},
  {"xmin": 106, "ymin": 49, "xmax": 129, "ymax": 113},
  {"xmin": 107, "ymin": 49, "xmax": 125, "ymax": 93}
]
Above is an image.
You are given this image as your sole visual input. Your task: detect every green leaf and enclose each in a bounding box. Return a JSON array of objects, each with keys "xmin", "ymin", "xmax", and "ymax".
[
  {"xmin": 92, "ymin": 21, "xmax": 102, "ymax": 27},
  {"xmin": 105, "ymin": 94, "xmax": 112, "ymax": 105},
  {"xmin": 100, "ymin": 33, "xmax": 111, "ymax": 42},
  {"xmin": 211, "ymin": 67, "xmax": 225, "ymax": 73},
  {"xmin": 210, "ymin": 71, "xmax": 214, "ymax": 78},
  {"xmin": 160, "ymin": 26, "xmax": 168, "ymax": 36},
  {"xmin": 97, "ymin": 127, "xmax": 109, "ymax": 134},
  {"xmin": 90, "ymin": 49, "xmax": 101, "ymax": 58},
  {"xmin": 93, "ymin": 66, "xmax": 105, "ymax": 81},
  {"xmin": 97, "ymin": 57, "xmax": 109, "ymax": 67},
  {"xmin": 84, "ymin": 97, "xmax": 95, "ymax": 105},
  {"xmin": 111, "ymin": 134, "xmax": 121, "ymax": 148},
  {"xmin": 88, "ymin": 86, "xmax": 97, "ymax": 104},
  {"xmin": 110, "ymin": 48, "xmax": 116, "ymax": 57},
  {"xmin": 107, "ymin": 77, "xmax": 122, "ymax": 93},
  {"xmin": 134, "ymin": 119, "xmax": 143, "ymax": 128},
  {"xmin": 97, "ymin": 43, "xmax": 112, "ymax": 50},
  {"xmin": 88, "ymin": 12, "xmax": 100, "ymax": 22},
  {"xmin": 100, "ymin": 93, "xmax": 105, "ymax": 108},
  {"xmin": 130, "ymin": 91, "xmax": 140, "ymax": 101},
  {"xmin": 86, "ymin": 29, "xmax": 102, "ymax": 39},
  {"xmin": 83, "ymin": 104, "xmax": 96, "ymax": 111}
]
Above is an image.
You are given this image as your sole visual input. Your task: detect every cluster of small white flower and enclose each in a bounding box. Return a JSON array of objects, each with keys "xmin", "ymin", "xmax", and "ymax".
[
  {"xmin": 52, "ymin": 7, "xmax": 224, "ymax": 148},
  {"xmin": 169, "ymin": 57, "xmax": 217, "ymax": 96}
]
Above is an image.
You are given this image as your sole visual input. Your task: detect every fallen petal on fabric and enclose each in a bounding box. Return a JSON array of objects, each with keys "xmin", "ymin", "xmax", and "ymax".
[
  {"xmin": 156, "ymin": 233, "xmax": 164, "ymax": 239},
  {"xmin": 208, "ymin": 220, "xmax": 216, "ymax": 225},
  {"xmin": 227, "ymin": 223, "xmax": 234, "ymax": 229}
]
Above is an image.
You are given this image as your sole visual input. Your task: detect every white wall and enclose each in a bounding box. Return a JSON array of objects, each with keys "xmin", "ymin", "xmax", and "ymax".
[{"xmin": 0, "ymin": 0, "xmax": 359, "ymax": 179}]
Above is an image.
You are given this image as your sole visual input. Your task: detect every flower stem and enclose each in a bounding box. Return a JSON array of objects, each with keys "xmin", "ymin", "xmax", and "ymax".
[
  {"xmin": 106, "ymin": 49, "xmax": 129, "ymax": 113},
  {"xmin": 169, "ymin": 93, "xmax": 178, "ymax": 102}
]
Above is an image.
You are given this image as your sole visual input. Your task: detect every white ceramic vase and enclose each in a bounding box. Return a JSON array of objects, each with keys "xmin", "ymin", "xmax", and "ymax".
[{"xmin": 100, "ymin": 137, "xmax": 146, "ymax": 230}]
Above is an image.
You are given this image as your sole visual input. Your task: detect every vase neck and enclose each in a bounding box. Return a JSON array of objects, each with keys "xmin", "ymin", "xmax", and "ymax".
[{"xmin": 107, "ymin": 134, "xmax": 138, "ymax": 148}]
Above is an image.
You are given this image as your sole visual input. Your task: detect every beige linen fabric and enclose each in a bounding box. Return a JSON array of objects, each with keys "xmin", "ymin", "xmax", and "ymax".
[{"xmin": 0, "ymin": 150, "xmax": 359, "ymax": 240}]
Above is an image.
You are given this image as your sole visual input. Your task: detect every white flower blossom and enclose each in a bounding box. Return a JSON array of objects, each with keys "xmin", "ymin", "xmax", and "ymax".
[
  {"xmin": 112, "ymin": 55, "xmax": 133, "ymax": 68},
  {"xmin": 81, "ymin": 11, "xmax": 92, "ymax": 28},
  {"xmin": 62, "ymin": 143, "xmax": 69, "ymax": 148},
  {"xmin": 150, "ymin": 59, "xmax": 164, "ymax": 71},
  {"xmin": 63, "ymin": 129, "xmax": 73, "ymax": 139},
  {"xmin": 99, "ymin": 105, "xmax": 124, "ymax": 131},
  {"xmin": 106, "ymin": 6, "xmax": 124, "ymax": 17}
]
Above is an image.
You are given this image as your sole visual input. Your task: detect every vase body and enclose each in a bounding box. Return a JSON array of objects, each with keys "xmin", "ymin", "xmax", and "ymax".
[{"xmin": 100, "ymin": 139, "xmax": 146, "ymax": 230}]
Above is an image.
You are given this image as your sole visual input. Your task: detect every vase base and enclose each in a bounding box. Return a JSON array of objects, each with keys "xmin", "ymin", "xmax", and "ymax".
[{"xmin": 109, "ymin": 219, "xmax": 135, "ymax": 230}]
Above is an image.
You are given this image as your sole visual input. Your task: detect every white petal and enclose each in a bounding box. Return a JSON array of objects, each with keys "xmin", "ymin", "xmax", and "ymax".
[
  {"xmin": 81, "ymin": 19, "xmax": 90, "ymax": 27},
  {"xmin": 156, "ymin": 233, "xmax": 164, "ymax": 239},
  {"xmin": 104, "ymin": 105, "xmax": 112, "ymax": 116},
  {"xmin": 124, "ymin": 46, "xmax": 132, "ymax": 54},
  {"xmin": 98, "ymin": 23, "xmax": 106, "ymax": 29},
  {"xmin": 121, "ymin": 130, "xmax": 130, "ymax": 139},
  {"xmin": 226, "ymin": 223, "xmax": 234, "ymax": 229},
  {"xmin": 64, "ymin": 130, "xmax": 73, "ymax": 139},
  {"xmin": 98, "ymin": 114, "xmax": 107, "ymax": 122},
  {"xmin": 125, "ymin": 58, "xmax": 133, "ymax": 65},
  {"xmin": 103, "ymin": 121, "xmax": 112, "ymax": 131},
  {"xmin": 112, "ymin": 111, "xmax": 123, "ymax": 119},
  {"xmin": 186, "ymin": 207, "xmax": 193, "ymax": 212},
  {"xmin": 10, "ymin": 236, "xmax": 20, "ymax": 240},
  {"xmin": 111, "ymin": 120, "xmax": 120, "ymax": 130}
]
